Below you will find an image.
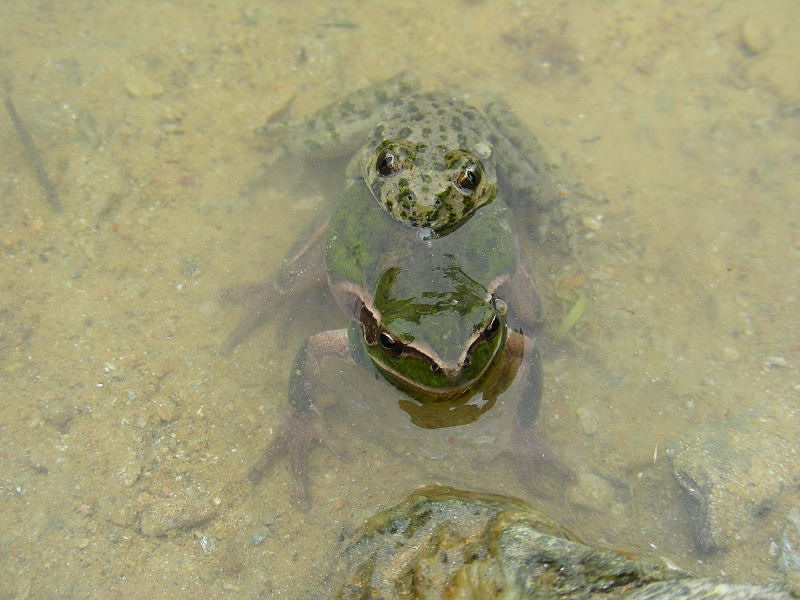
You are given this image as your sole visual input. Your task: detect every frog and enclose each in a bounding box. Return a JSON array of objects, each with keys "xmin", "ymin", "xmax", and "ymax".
[
  {"xmin": 227, "ymin": 75, "xmax": 573, "ymax": 504},
  {"xmin": 254, "ymin": 72, "xmax": 567, "ymax": 242}
]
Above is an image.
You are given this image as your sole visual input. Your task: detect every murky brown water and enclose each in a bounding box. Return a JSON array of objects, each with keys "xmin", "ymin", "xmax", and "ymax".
[{"xmin": 1, "ymin": 1, "xmax": 798, "ymax": 597}]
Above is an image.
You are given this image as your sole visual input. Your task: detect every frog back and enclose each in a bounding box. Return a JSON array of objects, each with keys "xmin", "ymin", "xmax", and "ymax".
[{"xmin": 326, "ymin": 182, "xmax": 518, "ymax": 303}]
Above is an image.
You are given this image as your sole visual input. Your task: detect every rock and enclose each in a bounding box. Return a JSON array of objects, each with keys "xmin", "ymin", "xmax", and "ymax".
[
  {"xmin": 320, "ymin": 486, "xmax": 793, "ymax": 599},
  {"xmin": 778, "ymin": 505, "xmax": 800, "ymax": 587},
  {"xmin": 740, "ymin": 19, "xmax": 772, "ymax": 55},
  {"xmin": 666, "ymin": 419, "xmax": 800, "ymax": 553},
  {"xmin": 567, "ymin": 470, "xmax": 617, "ymax": 513}
]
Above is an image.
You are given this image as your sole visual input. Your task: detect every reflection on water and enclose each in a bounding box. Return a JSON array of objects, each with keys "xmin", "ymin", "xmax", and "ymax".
[{"xmin": 1, "ymin": 1, "xmax": 798, "ymax": 597}]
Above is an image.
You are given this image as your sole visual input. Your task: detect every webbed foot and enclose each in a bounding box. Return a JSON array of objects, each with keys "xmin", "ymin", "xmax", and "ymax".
[{"xmin": 249, "ymin": 411, "xmax": 328, "ymax": 509}]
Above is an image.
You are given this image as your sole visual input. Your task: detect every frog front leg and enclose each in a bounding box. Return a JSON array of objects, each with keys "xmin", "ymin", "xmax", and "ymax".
[
  {"xmin": 222, "ymin": 212, "xmax": 330, "ymax": 352},
  {"xmin": 249, "ymin": 328, "xmax": 353, "ymax": 507}
]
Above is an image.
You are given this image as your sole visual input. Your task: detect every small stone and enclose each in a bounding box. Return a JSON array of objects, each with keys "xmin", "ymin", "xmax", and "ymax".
[
  {"xmin": 581, "ymin": 215, "xmax": 602, "ymax": 231},
  {"xmin": 124, "ymin": 70, "xmax": 164, "ymax": 99},
  {"xmin": 116, "ymin": 449, "xmax": 143, "ymax": 487},
  {"xmin": 566, "ymin": 471, "xmax": 616, "ymax": 512},
  {"xmin": 198, "ymin": 534, "xmax": 217, "ymax": 554},
  {"xmin": 740, "ymin": 19, "xmax": 771, "ymax": 55},
  {"xmin": 154, "ymin": 398, "xmax": 177, "ymax": 422},
  {"xmin": 576, "ymin": 407, "xmax": 598, "ymax": 435},
  {"xmin": 250, "ymin": 531, "xmax": 268, "ymax": 546},
  {"xmin": 764, "ymin": 356, "xmax": 788, "ymax": 368},
  {"xmin": 722, "ymin": 346, "xmax": 740, "ymax": 362}
]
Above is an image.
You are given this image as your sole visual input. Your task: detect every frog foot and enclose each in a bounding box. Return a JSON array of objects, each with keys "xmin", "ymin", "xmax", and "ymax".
[
  {"xmin": 248, "ymin": 410, "xmax": 345, "ymax": 509},
  {"xmin": 219, "ymin": 278, "xmax": 276, "ymax": 353},
  {"xmin": 492, "ymin": 427, "xmax": 576, "ymax": 493}
]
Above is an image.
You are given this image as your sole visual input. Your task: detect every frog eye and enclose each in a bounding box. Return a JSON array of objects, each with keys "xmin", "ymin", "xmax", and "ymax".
[
  {"xmin": 376, "ymin": 149, "xmax": 401, "ymax": 177},
  {"xmin": 378, "ymin": 330, "xmax": 403, "ymax": 358},
  {"xmin": 484, "ymin": 315, "xmax": 502, "ymax": 341},
  {"xmin": 454, "ymin": 161, "xmax": 481, "ymax": 195}
]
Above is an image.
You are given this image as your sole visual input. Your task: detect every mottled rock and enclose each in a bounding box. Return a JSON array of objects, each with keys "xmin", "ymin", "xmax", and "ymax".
[
  {"xmin": 319, "ymin": 486, "xmax": 793, "ymax": 600},
  {"xmin": 778, "ymin": 505, "xmax": 800, "ymax": 588},
  {"xmin": 666, "ymin": 419, "xmax": 800, "ymax": 553}
]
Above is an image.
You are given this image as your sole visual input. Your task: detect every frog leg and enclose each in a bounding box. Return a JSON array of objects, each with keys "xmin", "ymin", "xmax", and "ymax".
[
  {"xmin": 249, "ymin": 328, "xmax": 353, "ymax": 508},
  {"xmin": 484, "ymin": 100, "xmax": 571, "ymax": 250},
  {"xmin": 260, "ymin": 71, "xmax": 419, "ymax": 163},
  {"xmin": 491, "ymin": 331, "xmax": 575, "ymax": 485},
  {"xmin": 495, "ymin": 261, "xmax": 542, "ymax": 337},
  {"xmin": 221, "ymin": 213, "xmax": 330, "ymax": 352}
]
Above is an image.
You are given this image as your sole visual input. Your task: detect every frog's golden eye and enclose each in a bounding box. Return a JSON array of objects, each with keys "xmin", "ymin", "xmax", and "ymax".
[
  {"xmin": 454, "ymin": 161, "xmax": 481, "ymax": 195},
  {"xmin": 379, "ymin": 330, "xmax": 403, "ymax": 358},
  {"xmin": 376, "ymin": 149, "xmax": 401, "ymax": 177}
]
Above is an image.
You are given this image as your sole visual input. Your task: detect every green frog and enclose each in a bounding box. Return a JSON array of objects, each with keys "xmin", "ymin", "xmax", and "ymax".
[{"xmin": 228, "ymin": 75, "xmax": 571, "ymax": 503}]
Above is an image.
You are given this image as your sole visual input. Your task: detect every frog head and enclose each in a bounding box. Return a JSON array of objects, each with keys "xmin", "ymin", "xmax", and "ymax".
[
  {"xmin": 357, "ymin": 96, "xmax": 498, "ymax": 238},
  {"xmin": 358, "ymin": 262, "xmax": 508, "ymax": 402}
]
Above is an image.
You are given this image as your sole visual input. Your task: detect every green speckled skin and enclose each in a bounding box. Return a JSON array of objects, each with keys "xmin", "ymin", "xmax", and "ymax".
[
  {"xmin": 356, "ymin": 93, "xmax": 498, "ymax": 235},
  {"xmin": 263, "ymin": 73, "xmax": 563, "ymax": 239}
]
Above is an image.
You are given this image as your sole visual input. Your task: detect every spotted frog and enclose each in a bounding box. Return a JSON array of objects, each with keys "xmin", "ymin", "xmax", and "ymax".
[{"xmin": 258, "ymin": 72, "xmax": 565, "ymax": 240}]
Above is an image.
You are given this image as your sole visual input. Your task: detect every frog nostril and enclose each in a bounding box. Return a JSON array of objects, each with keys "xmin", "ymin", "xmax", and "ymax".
[{"xmin": 430, "ymin": 363, "xmax": 442, "ymax": 375}]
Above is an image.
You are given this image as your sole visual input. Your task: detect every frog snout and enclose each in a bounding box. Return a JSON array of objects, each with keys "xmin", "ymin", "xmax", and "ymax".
[{"xmin": 432, "ymin": 364, "xmax": 460, "ymax": 382}]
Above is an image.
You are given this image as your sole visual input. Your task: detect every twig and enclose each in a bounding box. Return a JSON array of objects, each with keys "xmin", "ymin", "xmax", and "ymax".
[{"xmin": 4, "ymin": 96, "xmax": 63, "ymax": 212}]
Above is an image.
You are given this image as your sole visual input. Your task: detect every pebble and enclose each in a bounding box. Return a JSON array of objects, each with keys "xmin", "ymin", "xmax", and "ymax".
[
  {"xmin": 740, "ymin": 19, "xmax": 772, "ymax": 55},
  {"xmin": 124, "ymin": 70, "xmax": 164, "ymax": 99},
  {"xmin": 764, "ymin": 356, "xmax": 788, "ymax": 368},
  {"xmin": 581, "ymin": 215, "xmax": 602, "ymax": 231},
  {"xmin": 116, "ymin": 449, "xmax": 143, "ymax": 487},
  {"xmin": 198, "ymin": 534, "xmax": 218, "ymax": 554},
  {"xmin": 721, "ymin": 346, "xmax": 740, "ymax": 362},
  {"xmin": 566, "ymin": 471, "xmax": 616, "ymax": 513},
  {"xmin": 576, "ymin": 407, "xmax": 599, "ymax": 435},
  {"xmin": 154, "ymin": 397, "xmax": 178, "ymax": 422}
]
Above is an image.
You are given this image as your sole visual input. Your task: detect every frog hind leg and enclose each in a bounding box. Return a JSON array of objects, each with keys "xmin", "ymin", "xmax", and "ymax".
[
  {"xmin": 485, "ymin": 100, "xmax": 571, "ymax": 252},
  {"xmin": 221, "ymin": 213, "xmax": 330, "ymax": 353},
  {"xmin": 249, "ymin": 328, "xmax": 353, "ymax": 508},
  {"xmin": 493, "ymin": 331, "xmax": 575, "ymax": 488},
  {"xmin": 259, "ymin": 71, "xmax": 420, "ymax": 163},
  {"xmin": 496, "ymin": 260, "xmax": 542, "ymax": 337}
]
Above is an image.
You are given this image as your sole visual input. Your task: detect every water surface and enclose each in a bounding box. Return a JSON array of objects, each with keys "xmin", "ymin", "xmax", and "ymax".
[{"xmin": 1, "ymin": 1, "xmax": 798, "ymax": 597}]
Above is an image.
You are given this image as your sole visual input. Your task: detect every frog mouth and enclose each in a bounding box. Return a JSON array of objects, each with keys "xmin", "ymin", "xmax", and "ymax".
[{"xmin": 368, "ymin": 329, "xmax": 506, "ymax": 403}]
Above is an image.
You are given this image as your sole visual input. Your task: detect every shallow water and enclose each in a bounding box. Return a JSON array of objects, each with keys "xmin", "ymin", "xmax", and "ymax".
[{"xmin": 1, "ymin": 1, "xmax": 798, "ymax": 597}]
